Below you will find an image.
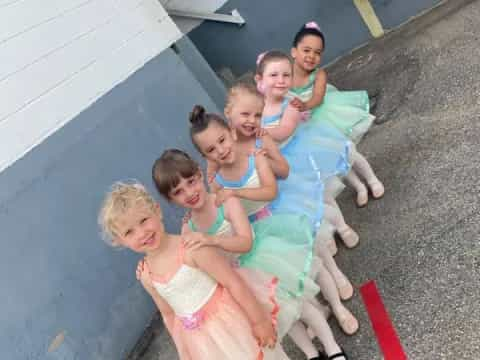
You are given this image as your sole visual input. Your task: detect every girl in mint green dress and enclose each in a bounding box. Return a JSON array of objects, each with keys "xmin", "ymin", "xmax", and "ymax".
[{"xmin": 289, "ymin": 21, "xmax": 375, "ymax": 144}]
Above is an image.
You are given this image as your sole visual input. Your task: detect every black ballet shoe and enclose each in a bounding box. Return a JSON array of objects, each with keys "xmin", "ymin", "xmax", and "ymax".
[
  {"xmin": 328, "ymin": 348, "xmax": 348, "ymax": 359},
  {"xmin": 310, "ymin": 350, "xmax": 331, "ymax": 360},
  {"xmin": 309, "ymin": 355, "xmax": 328, "ymax": 360},
  {"xmin": 369, "ymin": 93, "xmax": 379, "ymax": 115}
]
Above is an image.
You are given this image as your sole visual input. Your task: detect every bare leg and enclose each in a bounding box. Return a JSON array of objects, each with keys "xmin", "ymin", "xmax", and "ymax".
[
  {"xmin": 324, "ymin": 202, "xmax": 359, "ymax": 248},
  {"xmin": 314, "ymin": 257, "xmax": 358, "ymax": 334},
  {"xmin": 301, "ymin": 302, "xmax": 347, "ymax": 359},
  {"xmin": 351, "ymin": 149, "xmax": 385, "ymax": 199}
]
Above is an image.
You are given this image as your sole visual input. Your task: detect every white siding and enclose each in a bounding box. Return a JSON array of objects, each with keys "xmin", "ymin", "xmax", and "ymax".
[{"xmin": 0, "ymin": 0, "xmax": 182, "ymax": 173}]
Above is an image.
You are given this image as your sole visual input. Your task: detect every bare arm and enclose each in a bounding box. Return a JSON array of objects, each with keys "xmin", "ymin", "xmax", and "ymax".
[
  {"xmin": 303, "ymin": 68, "xmax": 327, "ymax": 110},
  {"xmin": 265, "ymin": 104, "xmax": 302, "ymax": 143},
  {"xmin": 209, "ymin": 180, "xmax": 222, "ymax": 193},
  {"xmin": 219, "ymin": 196, "xmax": 253, "ymax": 253},
  {"xmin": 261, "ymin": 133, "xmax": 290, "ymax": 179},
  {"xmin": 189, "ymin": 247, "xmax": 276, "ymax": 346}
]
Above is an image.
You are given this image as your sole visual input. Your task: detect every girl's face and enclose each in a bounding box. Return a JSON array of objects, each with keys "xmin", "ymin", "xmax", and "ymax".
[
  {"xmin": 257, "ymin": 59, "xmax": 293, "ymax": 98},
  {"xmin": 114, "ymin": 204, "xmax": 165, "ymax": 253},
  {"xmin": 194, "ymin": 122, "xmax": 236, "ymax": 166},
  {"xmin": 291, "ymin": 34, "xmax": 324, "ymax": 72},
  {"xmin": 227, "ymin": 93, "xmax": 264, "ymax": 138},
  {"xmin": 168, "ymin": 172, "xmax": 208, "ymax": 210}
]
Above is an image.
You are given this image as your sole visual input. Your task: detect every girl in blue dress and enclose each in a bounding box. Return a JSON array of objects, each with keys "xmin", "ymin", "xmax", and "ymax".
[{"xmin": 255, "ymin": 50, "xmax": 385, "ymax": 211}]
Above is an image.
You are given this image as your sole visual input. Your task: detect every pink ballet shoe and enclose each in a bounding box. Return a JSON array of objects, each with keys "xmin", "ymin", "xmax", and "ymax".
[
  {"xmin": 334, "ymin": 307, "xmax": 359, "ymax": 335},
  {"xmin": 356, "ymin": 190, "xmax": 369, "ymax": 207},
  {"xmin": 368, "ymin": 180, "xmax": 385, "ymax": 199},
  {"xmin": 338, "ymin": 226, "xmax": 359, "ymax": 248},
  {"xmin": 336, "ymin": 277, "xmax": 354, "ymax": 301}
]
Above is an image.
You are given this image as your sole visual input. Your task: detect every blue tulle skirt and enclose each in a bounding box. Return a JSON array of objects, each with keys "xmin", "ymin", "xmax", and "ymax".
[{"xmin": 269, "ymin": 122, "xmax": 352, "ymax": 229}]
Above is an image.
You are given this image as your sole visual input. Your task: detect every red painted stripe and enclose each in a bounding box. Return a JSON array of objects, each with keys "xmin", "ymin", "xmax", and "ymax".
[{"xmin": 360, "ymin": 280, "xmax": 408, "ymax": 360}]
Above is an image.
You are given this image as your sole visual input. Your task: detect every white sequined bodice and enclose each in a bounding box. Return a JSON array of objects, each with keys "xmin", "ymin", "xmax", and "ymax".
[
  {"xmin": 233, "ymin": 169, "xmax": 270, "ymax": 216},
  {"xmin": 215, "ymin": 157, "xmax": 270, "ymax": 217},
  {"xmin": 152, "ymin": 265, "xmax": 218, "ymax": 316}
]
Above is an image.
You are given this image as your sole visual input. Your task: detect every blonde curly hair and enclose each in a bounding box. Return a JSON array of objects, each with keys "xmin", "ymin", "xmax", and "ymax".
[{"xmin": 98, "ymin": 181, "xmax": 157, "ymax": 246}]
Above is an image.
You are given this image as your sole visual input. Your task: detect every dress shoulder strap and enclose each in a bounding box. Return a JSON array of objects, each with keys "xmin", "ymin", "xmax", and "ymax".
[
  {"xmin": 188, "ymin": 205, "xmax": 225, "ymax": 235},
  {"xmin": 215, "ymin": 156, "xmax": 255, "ymax": 188},
  {"xmin": 143, "ymin": 243, "xmax": 185, "ymax": 284}
]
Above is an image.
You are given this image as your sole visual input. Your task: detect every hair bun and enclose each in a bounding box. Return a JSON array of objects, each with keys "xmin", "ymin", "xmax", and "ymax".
[{"xmin": 190, "ymin": 105, "xmax": 206, "ymax": 125}]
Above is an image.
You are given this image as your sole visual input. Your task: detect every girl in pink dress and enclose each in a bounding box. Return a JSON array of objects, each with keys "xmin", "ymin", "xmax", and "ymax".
[{"xmin": 98, "ymin": 181, "xmax": 288, "ymax": 360}]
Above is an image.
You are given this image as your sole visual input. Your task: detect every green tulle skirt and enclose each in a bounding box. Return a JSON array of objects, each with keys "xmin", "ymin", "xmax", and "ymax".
[
  {"xmin": 238, "ymin": 213, "xmax": 319, "ymax": 336},
  {"xmin": 292, "ymin": 83, "xmax": 374, "ymax": 143}
]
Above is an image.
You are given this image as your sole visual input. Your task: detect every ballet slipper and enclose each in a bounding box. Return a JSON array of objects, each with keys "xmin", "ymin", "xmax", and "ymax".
[
  {"xmin": 368, "ymin": 180, "xmax": 385, "ymax": 199},
  {"xmin": 356, "ymin": 190, "xmax": 369, "ymax": 207},
  {"xmin": 337, "ymin": 226, "xmax": 359, "ymax": 248},
  {"xmin": 336, "ymin": 276, "xmax": 354, "ymax": 301},
  {"xmin": 334, "ymin": 306, "xmax": 359, "ymax": 335}
]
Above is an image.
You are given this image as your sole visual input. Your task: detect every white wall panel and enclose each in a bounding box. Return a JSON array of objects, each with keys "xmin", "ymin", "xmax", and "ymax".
[
  {"xmin": 0, "ymin": 0, "xmax": 182, "ymax": 173},
  {"xmin": 0, "ymin": 0, "xmax": 89, "ymax": 42}
]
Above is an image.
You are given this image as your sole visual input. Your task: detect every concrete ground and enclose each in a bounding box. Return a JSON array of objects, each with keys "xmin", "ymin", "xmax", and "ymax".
[{"xmin": 130, "ymin": 1, "xmax": 480, "ymax": 359}]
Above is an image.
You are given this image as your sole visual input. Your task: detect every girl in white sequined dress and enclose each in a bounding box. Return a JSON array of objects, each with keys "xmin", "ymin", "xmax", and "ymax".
[{"xmin": 98, "ymin": 182, "xmax": 288, "ymax": 360}]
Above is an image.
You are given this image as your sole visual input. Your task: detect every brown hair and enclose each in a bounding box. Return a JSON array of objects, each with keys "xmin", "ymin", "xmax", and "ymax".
[
  {"xmin": 189, "ymin": 105, "xmax": 229, "ymax": 153},
  {"xmin": 152, "ymin": 149, "xmax": 200, "ymax": 199}
]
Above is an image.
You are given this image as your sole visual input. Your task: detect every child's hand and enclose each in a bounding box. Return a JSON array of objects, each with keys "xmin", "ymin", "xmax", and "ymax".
[
  {"xmin": 182, "ymin": 210, "xmax": 192, "ymax": 224},
  {"xmin": 289, "ymin": 97, "xmax": 307, "ymax": 112},
  {"xmin": 253, "ymin": 148, "xmax": 267, "ymax": 157},
  {"xmin": 182, "ymin": 232, "xmax": 215, "ymax": 250},
  {"xmin": 206, "ymin": 159, "xmax": 219, "ymax": 184},
  {"xmin": 252, "ymin": 319, "xmax": 277, "ymax": 348},
  {"xmin": 255, "ymin": 127, "xmax": 269, "ymax": 138},
  {"xmin": 214, "ymin": 188, "xmax": 235, "ymax": 207},
  {"xmin": 136, "ymin": 259, "xmax": 154, "ymax": 293},
  {"xmin": 299, "ymin": 110, "xmax": 311, "ymax": 122}
]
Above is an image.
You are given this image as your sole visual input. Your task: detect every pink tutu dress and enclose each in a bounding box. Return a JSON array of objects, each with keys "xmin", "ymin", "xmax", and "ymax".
[{"xmin": 144, "ymin": 244, "xmax": 289, "ymax": 360}]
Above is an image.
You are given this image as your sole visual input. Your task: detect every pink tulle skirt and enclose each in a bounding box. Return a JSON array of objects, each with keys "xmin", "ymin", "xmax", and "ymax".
[{"xmin": 170, "ymin": 268, "xmax": 282, "ymax": 360}]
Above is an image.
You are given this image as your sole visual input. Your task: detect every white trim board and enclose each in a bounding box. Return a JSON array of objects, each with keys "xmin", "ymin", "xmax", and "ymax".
[{"xmin": 0, "ymin": 0, "xmax": 182, "ymax": 174}]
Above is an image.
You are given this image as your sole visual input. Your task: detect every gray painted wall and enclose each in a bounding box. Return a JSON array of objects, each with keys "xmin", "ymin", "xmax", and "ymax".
[
  {"xmin": 0, "ymin": 46, "xmax": 218, "ymax": 359},
  {"xmin": 189, "ymin": 0, "xmax": 442, "ymax": 77},
  {"xmin": 175, "ymin": 37, "xmax": 227, "ymax": 109}
]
